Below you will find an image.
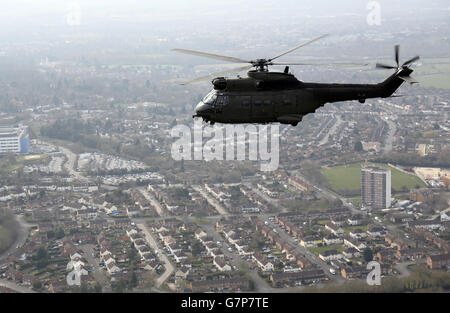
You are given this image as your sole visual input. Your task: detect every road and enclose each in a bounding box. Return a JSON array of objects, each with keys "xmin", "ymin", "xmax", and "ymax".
[
  {"xmin": 394, "ymin": 261, "xmax": 415, "ymax": 279},
  {"xmin": 319, "ymin": 114, "xmax": 342, "ymax": 146},
  {"xmin": 137, "ymin": 223, "xmax": 174, "ymax": 288},
  {"xmin": 263, "ymin": 217, "xmax": 344, "ymax": 284},
  {"xmin": 246, "ymin": 183, "xmax": 287, "ymax": 213},
  {"xmin": 0, "ymin": 279, "xmax": 36, "ymax": 293},
  {"xmin": 79, "ymin": 244, "xmax": 111, "ymax": 292},
  {"xmin": 58, "ymin": 145, "xmax": 88, "ymax": 182},
  {"xmin": 191, "ymin": 216, "xmax": 275, "ymax": 292},
  {"xmin": 138, "ymin": 187, "xmax": 166, "ymax": 217},
  {"xmin": 428, "ymin": 205, "xmax": 450, "ymax": 221},
  {"xmin": 382, "ymin": 118, "xmax": 397, "ymax": 154},
  {"xmin": 193, "ymin": 185, "xmax": 228, "ymax": 215},
  {"xmin": 0, "ymin": 215, "xmax": 33, "ymax": 262}
]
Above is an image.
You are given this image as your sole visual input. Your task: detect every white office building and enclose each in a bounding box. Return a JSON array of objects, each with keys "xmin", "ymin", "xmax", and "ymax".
[{"xmin": 0, "ymin": 125, "xmax": 30, "ymax": 154}]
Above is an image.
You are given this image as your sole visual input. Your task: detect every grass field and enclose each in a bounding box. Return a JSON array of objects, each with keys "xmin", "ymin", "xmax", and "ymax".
[
  {"xmin": 349, "ymin": 197, "xmax": 362, "ymax": 205},
  {"xmin": 192, "ymin": 218, "xmax": 211, "ymax": 225},
  {"xmin": 417, "ymin": 74, "xmax": 450, "ymax": 89},
  {"xmin": 321, "ymin": 163, "xmax": 426, "ymax": 194},
  {"xmin": 309, "ymin": 244, "xmax": 344, "ymax": 256},
  {"xmin": 343, "ymin": 225, "xmax": 368, "ymax": 234}
]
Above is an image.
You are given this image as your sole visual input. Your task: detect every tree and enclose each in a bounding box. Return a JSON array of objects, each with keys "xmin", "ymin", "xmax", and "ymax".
[
  {"xmin": 362, "ymin": 247, "xmax": 373, "ymax": 262},
  {"xmin": 35, "ymin": 246, "xmax": 49, "ymax": 269},
  {"xmin": 94, "ymin": 282, "xmax": 102, "ymax": 293},
  {"xmin": 112, "ymin": 278, "xmax": 127, "ymax": 292},
  {"xmin": 36, "ymin": 246, "xmax": 48, "ymax": 260},
  {"xmin": 191, "ymin": 241, "xmax": 202, "ymax": 256},
  {"xmin": 80, "ymin": 283, "xmax": 89, "ymax": 293},
  {"xmin": 55, "ymin": 228, "xmax": 65, "ymax": 239},
  {"xmin": 33, "ymin": 281, "xmax": 42, "ymax": 290},
  {"xmin": 354, "ymin": 141, "xmax": 363, "ymax": 152},
  {"xmin": 130, "ymin": 272, "xmax": 138, "ymax": 289}
]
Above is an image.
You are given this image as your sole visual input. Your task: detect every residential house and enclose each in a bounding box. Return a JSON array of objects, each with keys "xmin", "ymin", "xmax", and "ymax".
[
  {"xmin": 252, "ymin": 253, "xmax": 274, "ymax": 271},
  {"xmin": 213, "ymin": 257, "xmax": 232, "ymax": 272},
  {"xmin": 270, "ymin": 269, "xmax": 326, "ymax": 285},
  {"xmin": 319, "ymin": 250, "xmax": 343, "ymax": 262},
  {"xmin": 427, "ymin": 254, "xmax": 450, "ymax": 269}
]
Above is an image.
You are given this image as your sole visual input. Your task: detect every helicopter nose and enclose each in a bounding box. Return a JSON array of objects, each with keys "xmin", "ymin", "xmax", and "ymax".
[{"xmin": 194, "ymin": 101, "xmax": 213, "ymax": 117}]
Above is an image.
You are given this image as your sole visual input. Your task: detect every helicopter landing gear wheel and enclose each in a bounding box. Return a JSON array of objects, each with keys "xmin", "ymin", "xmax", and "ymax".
[{"xmin": 291, "ymin": 122, "xmax": 298, "ymax": 127}]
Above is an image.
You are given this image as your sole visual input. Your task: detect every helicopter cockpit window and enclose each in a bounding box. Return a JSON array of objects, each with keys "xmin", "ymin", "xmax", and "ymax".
[
  {"xmin": 202, "ymin": 91, "xmax": 217, "ymax": 105},
  {"xmin": 215, "ymin": 95, "xmax": 228, "ymax": 107}
]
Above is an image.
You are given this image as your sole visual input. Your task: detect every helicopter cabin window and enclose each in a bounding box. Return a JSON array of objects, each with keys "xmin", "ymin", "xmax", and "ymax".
[
  {"xmin": 241, "ymin": 97, "xmax": 251, "ymax": 108},
  {"xmin": 264, "ymin": 99, "xmax": 272, "ymax": 106},
  {"xmin": 283, "ymin": 98, "xmax": 292, "ymax": 106},
  {"xmin": 254, "ymin": 99, "xmax": 262, "ymax": 106}
]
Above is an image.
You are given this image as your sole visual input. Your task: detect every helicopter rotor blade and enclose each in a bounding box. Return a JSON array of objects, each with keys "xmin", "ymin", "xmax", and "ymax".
[
  {"xmin": 180, "ymin": 65, "xmax": 253, "ymax": 85},
  {"xmin": 269, "ymin": 34, "xmax": 329, "ymax": 62},
  {"xmin": 272, "ymin": 62, "xmax": 368, "ymax": 66},
  {"xmin": 402, "ymin": 55, "xmax": 420, "ymax": 67},
  {"xmin": 171, "ymin": 48, "xmax": 250, "ymax": 64},
  {"xmin": 376, "ymin": 63, "xmax": 397, "ymax": 69}
]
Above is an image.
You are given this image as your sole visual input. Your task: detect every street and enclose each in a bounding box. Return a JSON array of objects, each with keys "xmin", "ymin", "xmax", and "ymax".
[
  {"xmin": 137, "ymin": 223, "xmax": 174, "ymax": 288},
  {"xmin": 193, "ymin": 185, "xmax": 228, "ymax": 215},
  {"xmin": 138, "ymin": 187, "xmax": 167, "ymax": 217},
  {"xmin": 79, "ymin": 244, "xmax": 111, "ymax": 292},
  {"xmin": 0, "ymin": 279, "xmax": 36, "ymax": 293}
]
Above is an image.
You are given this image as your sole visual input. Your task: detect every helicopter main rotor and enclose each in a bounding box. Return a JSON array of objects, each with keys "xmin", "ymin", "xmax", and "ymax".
[{"xmin": 172, "ymin": 34, "xmax": 367, "ymax": 85}]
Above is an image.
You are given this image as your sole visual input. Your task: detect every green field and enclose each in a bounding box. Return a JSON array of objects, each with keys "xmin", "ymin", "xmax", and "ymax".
[
  {"xmin": 343, "ymin": 225, "xmax": 368, "ymax": 234},
  {"xmin": 192, "ymin": 218, "xmax": 211, "ymax": 225},
  {"xmin": 309, "ymin": 244, "xmax": 344, "ymax": 256},
  {"xmin": 417, "ymin": 74, "xmax": 450, "ymax": 89},
  {"xmin": 321, "ymin": 163, "xmax": 426, "ymax": 194},
  {"xmin": 349, "ymin": 197, "xmax": 362, "ymax": 205}
]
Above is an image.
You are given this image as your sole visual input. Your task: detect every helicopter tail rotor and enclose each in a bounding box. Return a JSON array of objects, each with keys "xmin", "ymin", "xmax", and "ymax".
[
  {"xmin": 376, "ymin": 45, "xmax": 420, "ymax": 71},
  {"xmin": 375, "ymin": 45, "xmax": 420, "ymax": 85}
]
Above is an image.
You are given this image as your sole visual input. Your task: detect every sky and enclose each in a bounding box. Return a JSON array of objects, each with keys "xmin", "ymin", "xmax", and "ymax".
[{"xmin": 1, "ymin": 0, "xmax": 449, "ymax": 27}]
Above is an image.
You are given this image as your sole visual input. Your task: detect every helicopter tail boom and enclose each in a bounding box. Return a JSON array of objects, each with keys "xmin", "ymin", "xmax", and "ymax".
[{"xmin": 306, "ymin": 66, "xmax": 417, "ymax": 105}]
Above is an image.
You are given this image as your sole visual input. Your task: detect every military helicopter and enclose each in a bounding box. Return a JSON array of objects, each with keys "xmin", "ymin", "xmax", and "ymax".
[{"xmin": 173, "ymin": 35, "xmax": 420, "ymax": 126}]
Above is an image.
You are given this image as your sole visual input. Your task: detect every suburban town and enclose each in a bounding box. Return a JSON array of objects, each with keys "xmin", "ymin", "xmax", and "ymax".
[{"xmin": 0, "ymin": 0, "xmax": 449, "ymax": 295}]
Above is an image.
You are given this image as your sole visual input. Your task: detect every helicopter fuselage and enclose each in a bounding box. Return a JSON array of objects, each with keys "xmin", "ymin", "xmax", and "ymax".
[{"xmin": 194, "ymin": 68, "xmax": 412, "ymax": 126}]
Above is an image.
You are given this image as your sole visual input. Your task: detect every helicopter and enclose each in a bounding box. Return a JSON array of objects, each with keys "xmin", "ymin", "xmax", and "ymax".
[{"xmin": 172, "ymin": 34, "xmax": 420, "ymax": 126}]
